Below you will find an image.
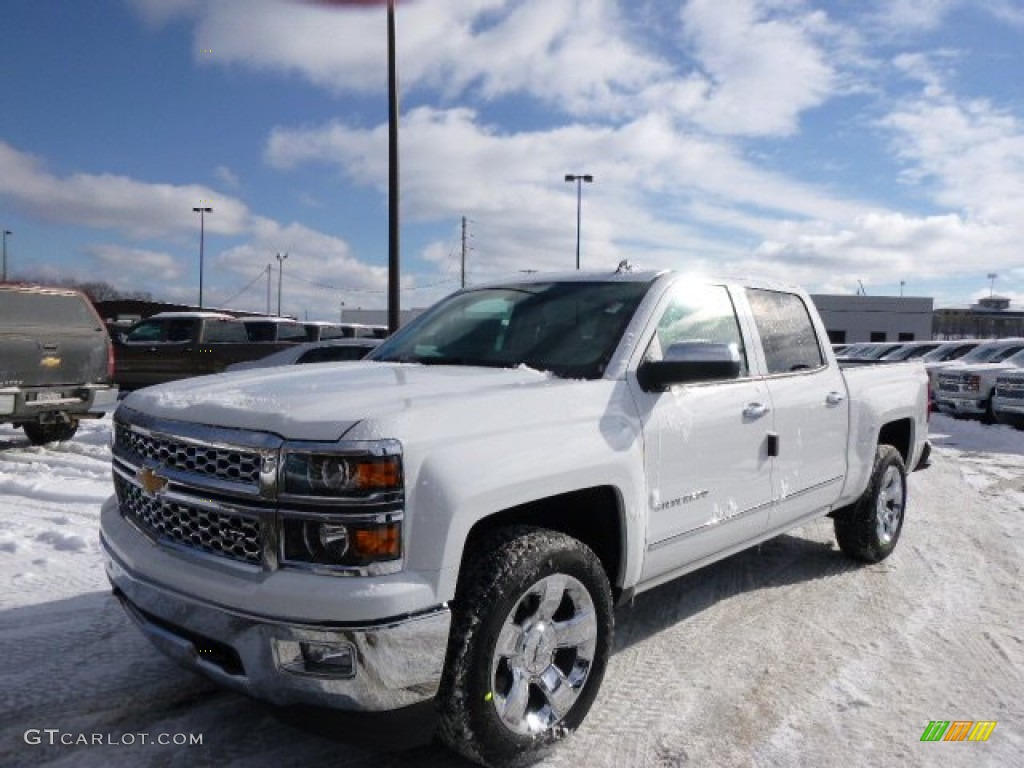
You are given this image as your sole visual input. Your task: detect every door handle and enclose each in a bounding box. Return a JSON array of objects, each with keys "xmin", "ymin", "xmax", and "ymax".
[
  {"xmin": 743, "ymin": 402, "xmax": 770, "ymax": 419},
  {"xmin": 826, "ymin": 391, "xmax": 846, "ymax": 406}
]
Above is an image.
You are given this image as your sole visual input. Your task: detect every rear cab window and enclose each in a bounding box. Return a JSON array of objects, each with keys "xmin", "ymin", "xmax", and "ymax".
[
  {"xmin": 1, "ymin": 289, "xmax": 98, "ymax": 329},
  {"xmin": 745, "ymin": 288, "xmax": 825, "ymax": 375}
]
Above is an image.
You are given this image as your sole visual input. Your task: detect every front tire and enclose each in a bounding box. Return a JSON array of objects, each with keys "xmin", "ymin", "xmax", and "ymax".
[
  {"xmin": 834, "ymin": 445, "xmax": 907, "ymax": 563},
  {"xmin": 437, "ymin": 527, "xmax": 613, "ymax": 768}
]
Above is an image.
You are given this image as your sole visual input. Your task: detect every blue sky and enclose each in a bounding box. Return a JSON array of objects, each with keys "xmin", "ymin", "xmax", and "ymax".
[{"xmin": 2, "ymin": 0, "xmax": 1023, "ymax": 321}]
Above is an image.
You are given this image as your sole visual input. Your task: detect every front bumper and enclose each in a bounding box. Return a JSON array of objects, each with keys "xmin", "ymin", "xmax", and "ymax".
[
  {"xmin": 100, "ymin": 491, "xmax": 452, "ymax": 712},
  {"xmin": 935, "ymin": 396, "xmax": 986, "ymax": 416},
  {"xmin": 104, "ymin": 544, "xmax": 451, "ymax": 711}
]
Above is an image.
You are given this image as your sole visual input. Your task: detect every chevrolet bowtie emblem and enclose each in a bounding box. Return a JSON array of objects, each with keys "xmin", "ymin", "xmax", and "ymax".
[{"xmin": 137, "ymin": 466, "xmax": 169, "ymax": 497}]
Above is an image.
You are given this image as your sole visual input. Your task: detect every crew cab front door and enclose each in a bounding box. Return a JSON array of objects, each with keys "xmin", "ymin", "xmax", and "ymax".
[{"xmin": 630, "ymin": 282, "xmax": 774, "ymax": 584}]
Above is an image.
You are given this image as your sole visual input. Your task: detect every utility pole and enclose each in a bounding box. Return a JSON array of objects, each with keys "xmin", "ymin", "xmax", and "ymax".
[
  {"xmin": 266, "ymin": 264, "xmax": 272, "ymax": 315},
  {"xmin": 2, "ymin": 230, "xmax": 11, "ymax": 282},
  {"xmin": 461, "ymin": 216, "xmax": 467, "ymax": 289},
  {"xmin": 564, "ymin": 174, "xmax": 593, "ymax": 270},
  {"xmin": 276, "ymin": 252, "xmax": 288, "ymax": 316},
  {"xmin": 192, "ymin": 206, "xmax": 213, "ymax": 308}
]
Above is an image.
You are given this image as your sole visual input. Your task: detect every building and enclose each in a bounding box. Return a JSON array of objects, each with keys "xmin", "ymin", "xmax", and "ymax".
[
  {"xmin": 809, "ymin": 295, "xmax": 934, "ymax": 345},
  {"xmin": 933, "ymin": 296, "xmax": 1024, "ymax": 339}
]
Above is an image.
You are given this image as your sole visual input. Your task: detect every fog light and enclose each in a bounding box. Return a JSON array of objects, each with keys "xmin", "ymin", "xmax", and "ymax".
[{"xmin": 300, "ymin": 641, "xmax": 356, "ymax": 677}]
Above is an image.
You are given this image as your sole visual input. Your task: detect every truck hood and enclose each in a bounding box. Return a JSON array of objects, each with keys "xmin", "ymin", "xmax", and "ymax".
[
  {"xmin": 120, "ymin": 362, "xmax": 562, "ymax": 441},
  {"xmin": 938, "ymin": 362, "xmax": 1023, "ymax": 378}
]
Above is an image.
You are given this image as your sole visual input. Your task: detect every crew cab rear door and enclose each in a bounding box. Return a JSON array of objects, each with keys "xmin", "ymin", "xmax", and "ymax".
[
  {"xmin": 629, "ymin": 281, "xmax": 774, "ymax": 583},
  {"xmin": 743, "ymin": 288, "xmax": 847, "ymax": 532}
]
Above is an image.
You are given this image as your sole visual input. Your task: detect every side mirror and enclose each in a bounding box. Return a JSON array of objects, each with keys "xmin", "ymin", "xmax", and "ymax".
[{"xmin": 637, "ymin": 341, "xmax": 741, "ymax": 392}]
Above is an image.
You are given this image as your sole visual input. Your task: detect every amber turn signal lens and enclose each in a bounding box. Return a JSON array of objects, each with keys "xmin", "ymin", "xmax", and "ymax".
[
  {"xmin": 352, "ymin": 523, "xmax": 401, "ymax": 559},
  {"xmin": 354, "ymin": 459, "xmax": 402, "ymax": 489}
]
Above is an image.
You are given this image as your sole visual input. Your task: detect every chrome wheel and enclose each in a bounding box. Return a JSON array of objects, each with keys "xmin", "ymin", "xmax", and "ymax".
[
  {"xmin": 489, "ymin": 573, "xmax": 598, "ymax": 736},
  {"xmin": 875, "ymin": 464, "xmax": 905, "ymax": 545}
]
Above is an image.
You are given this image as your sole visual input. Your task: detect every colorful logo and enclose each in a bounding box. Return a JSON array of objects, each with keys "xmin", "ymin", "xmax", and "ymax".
[{"xmin": 920, "ymin": 721, "xmax": 996, "ymax": 742}]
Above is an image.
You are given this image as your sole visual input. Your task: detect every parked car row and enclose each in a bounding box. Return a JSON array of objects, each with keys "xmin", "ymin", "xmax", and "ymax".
[
  {"xmin": 832, "ymin": 338, "xmax": 1024, "ymax": 429},
  {"xmin": 111, "ymin": 312, "xmax": 388, "ymax": 389},
  {"xmin": 930, "ymin": 338, "xmax": 1024, "ymax": 424}
]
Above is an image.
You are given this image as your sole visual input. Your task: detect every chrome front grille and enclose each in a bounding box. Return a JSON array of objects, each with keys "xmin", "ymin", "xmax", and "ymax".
[
  {"xmin": 115, "ymin": 423, "xmax": 263, "ymax": 489},
  {"xmin": 115, "ymin": 475, "xmax": 263, "ymax": 565},
  {"xmin": 996, "ymin": 380, "xmax": 1024, "ymax": 400}
]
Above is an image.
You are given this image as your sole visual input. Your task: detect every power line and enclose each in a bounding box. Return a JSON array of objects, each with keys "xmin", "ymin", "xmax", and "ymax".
[{"xmin": 220, "ymin": 266, "xmax": 271, "ymax": 306}]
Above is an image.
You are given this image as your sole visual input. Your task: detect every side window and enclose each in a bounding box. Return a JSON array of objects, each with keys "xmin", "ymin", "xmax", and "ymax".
[
  {"xmin": 644, "ymin": 284, "xmax": 748, "ymax": 378},
  {"xmin": 165, "ymin": 319, "xmax": 195, "ymax": 342},
  {"xmin": 204, "ymin": 320, "xmax": 249, "ymax": 343},
  {"xmin": 746, "ymin": 289, "xmax": 824, "ymax": 375},
  {"xmin": 125, "ymin": 320, "xmax": 164, "ymax": 343},
  {"xmin": 277, "ymin": 323, "xmax": 309, "ymax": 342}
]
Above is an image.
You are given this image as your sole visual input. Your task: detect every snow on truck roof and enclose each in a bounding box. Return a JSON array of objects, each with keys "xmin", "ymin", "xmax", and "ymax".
[{"xmin": 465, "ymin": 268, "xmax": 804, "ymax": 294}]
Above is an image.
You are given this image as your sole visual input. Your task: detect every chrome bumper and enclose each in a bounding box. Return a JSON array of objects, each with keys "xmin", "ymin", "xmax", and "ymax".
[
  {"xmin": 935, "ymin": 396, "xmax": 985, "ymax": 415},
  {"xmin": 103, "ymin": 543, "xmax": 451, "ymax": 711}
]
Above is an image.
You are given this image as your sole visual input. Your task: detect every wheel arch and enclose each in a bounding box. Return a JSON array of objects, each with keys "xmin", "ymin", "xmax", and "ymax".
[
  {"xmin": 459, "ymin": 486, "xmax": 627, "ymax": 603},
  {"xmin": 877, "ymin": 417, "xmax": 913, "ymax": 464}
]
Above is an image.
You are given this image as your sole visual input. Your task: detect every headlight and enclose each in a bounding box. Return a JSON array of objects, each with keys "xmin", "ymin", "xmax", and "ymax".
[
  {"xmin": 279, "ymin": 441, "xmax": 404, "ymax": 571},
  {"xmin": 282, "ymin": 517, "xmax": 402, "ymax": 568},
  {"xmin": 282, "ymin": 451, "xmax": 402, "ymax": 497}
]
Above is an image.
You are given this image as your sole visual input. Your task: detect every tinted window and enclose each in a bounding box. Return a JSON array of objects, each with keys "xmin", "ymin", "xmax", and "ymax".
[
  {"xmin": 0, "ymin": 290, "xmax": 96, "ymax": 328},
  {"xmin": 165, "ymin": 318, "xmax": 195, "ymax": 342},
  {"xmin": 276, "ymin": 323, "xmax": 309, "ymax": 342},
  {"xmin": 373, "ymin": 281, "xmax": 651, "ymax": 380},
  {"xmin": 746, "ymin": 289, "xmax": 824, "ymax": 374},
  {"xmin": 644, "ymin": 283, "xmax": 748, "ymax": 377},
  {"xmin": 125, "ymin": 319, "xmax": 164, "ymax": 342},
  {"xmin": 204, "ymin": 320, "xmax": 249, "ymax": 342},
  {"xmin": 244, "ymin": 321, "xmax": 276, "ymax": 341}
]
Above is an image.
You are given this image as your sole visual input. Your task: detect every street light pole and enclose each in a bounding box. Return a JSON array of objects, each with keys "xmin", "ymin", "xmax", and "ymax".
[
  {"xmin": 192, "ymin": 206, "xmax": 213, "ymax": 308},
  {"xmin": 564, "ymin": 174, "xmax": 593, "ymax": 270},
  {"xmin": 2, "ymin": 230, "xmax": 11, "ymax": 282},
  {"xmin": 276, "ymin": 252, "xmax": 289, "ymax": 316},
  {"xmin": 309, "ymin": 0, "xmax": 401, "ymax": 333}
]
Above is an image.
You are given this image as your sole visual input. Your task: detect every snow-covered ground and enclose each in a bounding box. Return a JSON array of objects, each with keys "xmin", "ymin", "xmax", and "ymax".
[{"xmin": 0, "ymin": 414, "xmax": 1021, "ymax": 767}]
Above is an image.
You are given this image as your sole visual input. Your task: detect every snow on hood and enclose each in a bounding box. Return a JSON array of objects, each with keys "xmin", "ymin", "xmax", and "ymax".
[{"xmin": 120, "ymin": 362, "xmax": 555, "ymax": 441}]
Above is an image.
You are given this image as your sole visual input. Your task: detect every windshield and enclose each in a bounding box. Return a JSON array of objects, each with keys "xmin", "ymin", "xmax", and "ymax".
[
  {"xmin": 370, "ymin": 280, "xmax": 652, "ymax": 379},
  {"xmin": 958, "ymin": 344, "xmax": 1011, "ymax": 364}
]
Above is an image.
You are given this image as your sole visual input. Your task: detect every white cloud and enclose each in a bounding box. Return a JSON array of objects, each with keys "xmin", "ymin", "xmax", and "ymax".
[
  {"xmin": 676, "ymin": 0, "xmax": 836, "ymax": 136},
  {"xmin": 210, "ymin": 219, "xmax": 395, "ymax": 315},
  {"xmin": 872, "ymin": 0, "xmax": 956, "ymax": 31},
  {"xmin": 881, "ymin": 87, "xmax": 1024, "ymax": 224},
  {"xmin": 0, "ymin": 141, "xmax": 250, "ymax": 238},
  {"xmin": 215, "ymin": 165, "xmax": 241, "ymax": 189},
  {"xmin": 86, "ymin": 245, "xmax": 185, "ymax": 283}
]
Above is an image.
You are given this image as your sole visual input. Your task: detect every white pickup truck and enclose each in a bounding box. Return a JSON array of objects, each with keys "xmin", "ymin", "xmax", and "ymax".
[
  {"xmin": 100, "ymin": 270, "xmax": 929, "ymax": 767},
  {"xmin": 934, "ymin": 342, "xmax": 1024, "ymax": 422}
]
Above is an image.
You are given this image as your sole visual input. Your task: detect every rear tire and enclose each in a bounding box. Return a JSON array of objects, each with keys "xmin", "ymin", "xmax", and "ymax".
[
  {"xmin": 437, "ymin": 527, "xmax": 613, "ymax": 768},
  {"xmin": 23, "ymin": 419, "xmax": 79, "ymax": 445},
  {"xmin": 834, "ymin": 445, "xmax": 906, "ymax": 563}
]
